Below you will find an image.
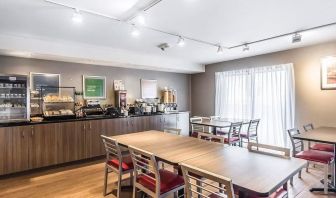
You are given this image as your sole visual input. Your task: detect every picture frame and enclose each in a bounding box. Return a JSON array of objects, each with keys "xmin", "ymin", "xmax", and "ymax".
[
  {"xmin": 30, "ymin": 72, "xmax": 61, "ymax": 94},
  {"xmin": 141, "ymin": 79, "xmax": 158, "ymax": 99},
  {"xmin": 83, "ymin": 75, "xmax": 106, "ymax": 99},
  {"xmin": 321, "ymin": 56, "xmax": 336, "ymax": 90}
]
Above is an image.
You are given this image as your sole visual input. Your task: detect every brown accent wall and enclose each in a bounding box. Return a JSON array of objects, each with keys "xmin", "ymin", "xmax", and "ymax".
[
  {"xmin": 0, "ymin": 55, "xmax": 191, "ymax": 111},
  {"xmin": 191, "ymin": 41, "xmax": 336, "ymax": 127}
]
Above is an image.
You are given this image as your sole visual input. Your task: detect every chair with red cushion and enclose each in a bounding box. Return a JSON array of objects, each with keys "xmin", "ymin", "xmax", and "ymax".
[
  {"xmin": 101, "ymin": 135, "xmax": 134, "ymax": 197},
  {"xmin": 287, "ymin": 128, "xmax": 334, "ymax": 194},
  {"xmin": 129, "ymin": 146, "xmax": 185, "ymax": 198},
  {"xmin": 221, "ymin": 122, "xmax": 243, "ymax": 146},
  {"xmin": 240, "ymin": 119, "xmax": 260, "ymax": 146},
  {"xmin": 181, "ymin": 163, "xmax": 235, "ymax": 198},
  {"xmin": 303, "ymin": 123, "xmax": 334, "ymax": 153}
]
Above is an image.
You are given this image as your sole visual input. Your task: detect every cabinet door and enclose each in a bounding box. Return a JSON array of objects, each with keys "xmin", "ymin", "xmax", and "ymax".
[
  {"xmin": 103, "ymin": 118, "xmax": 123, "ymax": 136},
  {"xmin": 152, "ymin": 115, "xmax": 164, "ymax": 131},
  {"xmin": 131, "ymin": 116, "xmax": 149, "ymax": 132},
  {"xmin": 11, "ymin": 126, "xmax": 30, "ymax": 173},
  {"xmin": 163, "ymin": 114, "xmax": 177, "ymax": 129},
  {"xmin": 58, "ymin": 121, "xmax": 86, "ymax": 163},
  {"xmin": 29, "ymin": 124, "xmax": 60, "ymax": 169},
  {"xmin": 86, "ymin": 120, "xmax": 105, "ymax": 158},
  {"xmin": 177, "ymin": 113, "xmax": 190, "ymax": 136},
  {"xmin": 0, "ymin": 127, "xmax": 14, "ymax": 175}
]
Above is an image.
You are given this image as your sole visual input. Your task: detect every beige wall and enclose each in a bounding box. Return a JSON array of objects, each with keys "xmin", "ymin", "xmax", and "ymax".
[
  {"xmin": 191, "ymin": 41, "xmax": 336, "ymax": 128},
  {"xmin": 0, "ymin": 56, "xmax": 191, "ymax": 111}
]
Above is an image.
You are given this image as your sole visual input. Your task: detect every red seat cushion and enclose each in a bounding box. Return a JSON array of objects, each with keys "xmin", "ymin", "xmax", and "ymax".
[
  {"xmin": 311, "ymin": 143, "xmax": 334, "ymax": 153},
  {"xmin": 107, "ymin": 155, "xmax": 134, "ymax": 171},
  {"xmin": 240, "ymin": 132, "xmax": 257, "ymax": 138},
  {"xmin": 224, "ymin": 137, "xmax": 240, "ymax": 143},
  {"xmin": 216, "ymin": 130, "xmax": 228, "ymax": 135},
  {"xmin": 191, "ymin": 132, "xmax": 199, "ymax": 138},
  {"xmin": 137, "ymin": 169, "xmax": 184, "ymax": 194},
  {"xmin": 295, "ymin": 150, "xmax": 334, "ymax": 164}
]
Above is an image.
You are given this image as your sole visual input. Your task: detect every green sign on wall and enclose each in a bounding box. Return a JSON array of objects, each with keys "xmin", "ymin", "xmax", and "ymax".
[{"xmin": 83, "ymin": 76, "xmax": 106, "ymax": 99}]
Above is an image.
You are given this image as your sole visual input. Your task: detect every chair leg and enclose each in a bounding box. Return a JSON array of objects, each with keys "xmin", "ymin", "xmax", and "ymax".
[
  {"xmin": 332, "ymin": 162, "xmax": 335, "ymax": 185},
  {"xmin": 133, "ymin": 186, "xmax": 137, "ymax": 198},
  {"xmin": 117, "ymin": 172, "xmax": 122, "ymax": 198},
  {"xmin": 103, "ymin": 166, "xmax": 108, "ymax": 196},
  {"xmin": 306, "ymin": 161, "xmax": 310, "ymax": 172},
  {"xmin": 324, "ymin": 164, "xmax": 329, "ymax": 194},
  {"xmin": 298, "ymin": 169, "xmax": 302, "ymax": 179},
  {"xmin": 130, "ymin": 171, "xmax": 134, "ymax": 186},
  {"xmin": 290, "ymin": 177, "xmax": 293, "ymax": 186}
]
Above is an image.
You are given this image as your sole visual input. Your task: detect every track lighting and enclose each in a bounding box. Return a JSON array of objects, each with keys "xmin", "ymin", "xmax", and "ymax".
[
  {"xmin": 72, "ymin": 9, "xmax": 83, "ymax": 24},
  {"xmin": 243, "ymin": 44, "xmax": 249, "ymax": 51},
  {"xmin": 292, "ymin": 33, "xmax": 302, "ymax": 43},
  {"xmin": 131, "ymin": 25, "xmax": 140, "ymax": 37},
  {"xmin": 177, "ymin": 36, "xmax": 185, "ymax": 47},
  {"xmin": 217, "ymin": 45, "xmax": 224, "ymax": 54}
]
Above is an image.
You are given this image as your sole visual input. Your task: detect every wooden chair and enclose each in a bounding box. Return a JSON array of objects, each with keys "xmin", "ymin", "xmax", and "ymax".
[
  {"xmin": 223, "ymin": 122, "xmax": 242, "ymax": 146},
  {"xmin": 129, "ymin": 146, "xmax": 185, "ymax": 198},
  {"xmin": 101, "ymin": 135, "xmax": 134, "ymax": 197},
  {"xmin": 287, "ymin": 128, "xmax": 334, "ymax": 194},
  {"xmin": 303, "ymin": 123, "xmax": 334, "ymax": 153},
  {"xmin": 190, "ymin": 117, "xmax": 210, "ymax": 137},
  {"xmin": 163, "ymin": 128, "xmax": 182, "ymax": 135},
  {"xmin": 210, "ymin": 116, "xmax": 229, "ymax": 134},
  {"xmin": 240, "ymin": 119, "xmax": 260, "ymax": 146},
  {"xmin": 180, "ymin": 163, "xmax": 235, "ymax": 198},
  {"xmin": 197, "ymin": 132, "xmax": 225, "ymax": 143},
  {"xmin": 247, "ymin": 142, "xmax": 290, "ymax": 198}
]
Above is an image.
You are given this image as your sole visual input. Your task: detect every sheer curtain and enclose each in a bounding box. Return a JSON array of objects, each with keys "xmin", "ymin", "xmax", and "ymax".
[{"xmin": 215, "ymin": 64, "xmax": 295, "ymax": 147}]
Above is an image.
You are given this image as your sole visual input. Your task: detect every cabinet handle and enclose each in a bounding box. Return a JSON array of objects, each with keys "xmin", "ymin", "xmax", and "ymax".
[
  {"xmin": 21, "ymin": 131, "xmax": 25, "ymax": 138},
  {"xmin": 89, "ymin": 122, "xmax": 92, "ymax": 129},
  {"xmin": 83, "ymin": 124, "xmax": 86, "ymax": 131},
  {"xmin": 31, "ymin": 126, "xmax": 34, "ymax": 137}
]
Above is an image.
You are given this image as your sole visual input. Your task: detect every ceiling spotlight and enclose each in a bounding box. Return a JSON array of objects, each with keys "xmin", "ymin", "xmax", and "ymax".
[
  {"xmin": 217, "ymin": 45, "xmax": 224, "ymax": 54},
  {"xmin": 72, "ymin": 9, "xmax": 83, "ymax": 24},
  {"xmin": 292, "ymin": 33, "xmax": 302, "ymax": 43},
  {"xmin": 177, "ymin": 36, "xmax": 185, "ymax": 47},
  {"xmin": 243, "ymin": 44, "xmax": 249, "ymax": 52},
  {"xmin": 131, "ymin": 25, "xmax": 140, "ymax": 37},
  {"xmin": 135, "ymin": 14, "xmax": 146, "ymax": 25}
]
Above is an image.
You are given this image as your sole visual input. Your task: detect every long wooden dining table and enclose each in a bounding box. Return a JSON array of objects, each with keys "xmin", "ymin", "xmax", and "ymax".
[{"xmin": 111, "ymin": 130, "xmax": 306, "ymax": 197}]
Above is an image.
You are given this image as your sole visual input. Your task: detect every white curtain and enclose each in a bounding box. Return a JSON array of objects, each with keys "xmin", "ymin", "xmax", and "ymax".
[{"xmin": 215, "ymin": 64, "xmax": 295, "ymax": 147}]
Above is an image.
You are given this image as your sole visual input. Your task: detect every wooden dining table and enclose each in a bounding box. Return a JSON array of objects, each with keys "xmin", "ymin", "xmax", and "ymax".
[
  {"xmin": 190, "ymin": 118, "xmax": 250, "ymax": 135},
  {"xmin": 292, "ymin": 127, "xmax": 336, "ymax": 193},
  {"xmin": 111, "ymin": 130, "xmax": 306, "ymax": 197}
]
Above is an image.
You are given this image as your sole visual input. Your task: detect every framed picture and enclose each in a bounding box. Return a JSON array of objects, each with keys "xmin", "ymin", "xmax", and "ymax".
[
  {"xmin": 141, "ymin": 79, "xmax": 157, "ymax": 99},
  {"xmin": 30, "ymin": 72, "xmax": 60, "ymax": 94},
  {"xmin": 321, "ymin": 56, "xmax": 336, "ymax": 90},
  {"xmin": 83, "ymin": 75, "xmax": 106, "ymax": 99}
]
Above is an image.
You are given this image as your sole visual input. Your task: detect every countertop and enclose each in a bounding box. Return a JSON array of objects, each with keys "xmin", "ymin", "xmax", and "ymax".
[{"xmin": 0, "ymin": 111, "xmax": 189, "ymax": 128}]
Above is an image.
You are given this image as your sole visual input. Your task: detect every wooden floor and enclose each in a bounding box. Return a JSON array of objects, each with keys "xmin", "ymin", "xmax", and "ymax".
[{"xmin": 0, "ymin": 160, "xmax": 335, "ymax": 198}]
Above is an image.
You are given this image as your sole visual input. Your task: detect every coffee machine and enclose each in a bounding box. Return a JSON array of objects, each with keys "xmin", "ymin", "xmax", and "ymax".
[{"xmin": 115, "ymin": 90, "xmax": 127, "ymax": 108}]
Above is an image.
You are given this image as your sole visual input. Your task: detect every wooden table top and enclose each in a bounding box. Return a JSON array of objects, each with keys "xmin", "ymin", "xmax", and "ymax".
[
  {"xmin": 190, "ymin": 119, "xmax": 250, "ymax": 128},
  {"xmin": 182, "ymin": 146, "xmax": 306, "ymax": 196},
  {"xmin": 293, "ymin": 127, "xmax": 336, "ymax": 145},
  {"xmin": 112, "ymin": 130, "xmax": 226, "ymax": 164},
  {"xmin": 111, "ymin": 131, "xmax": 306, "ymax": 196}
]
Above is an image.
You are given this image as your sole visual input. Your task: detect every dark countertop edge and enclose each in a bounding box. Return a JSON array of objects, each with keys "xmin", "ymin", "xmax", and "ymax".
[{"xmin": 0, "ymin": 111, "xmax": 190, "ymax": 128}]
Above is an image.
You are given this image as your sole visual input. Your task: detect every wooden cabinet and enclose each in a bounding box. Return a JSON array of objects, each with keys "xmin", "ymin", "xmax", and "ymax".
[
  {"xmin": 85, "ymin": 120, "xmax": 104, "ymax": 158},
  {"xmin": 29, "ymin": 124, "xmax": 60, "ymax": 169},
  {"xmin": 163, "ymin": 114, "xmax": 177, "ymax": 129}
]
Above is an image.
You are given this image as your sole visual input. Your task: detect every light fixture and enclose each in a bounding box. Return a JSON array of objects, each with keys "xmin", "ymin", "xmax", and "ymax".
[
  {"xmin": 177, "ymin": 36, "xmax": 185, "ymax": 47},
  {"xmin": 292, "ymin": 33, "xmax": 302, "ymax": 43},
  {"xmin": 243, "ymin": 44, "xmax": 249, "ymax": 51},
  {"xmin": 217, "ymin": 45, "xmax": 224, "ymax": 54},
  {"xmin": 131, "ymin": 25, "xmax": 140, "ymax": 37},
  {"xmin": 135, "ymin": 13, "xmax": 146, "ymax": 25},
  {"xmin": 72, "ymin": 9, "xmax": 83, "ymax": 24}
]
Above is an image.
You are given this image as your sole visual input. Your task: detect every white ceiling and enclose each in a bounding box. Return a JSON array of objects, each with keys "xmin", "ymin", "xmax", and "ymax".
[{"xmin": 0, "ymin": 0, "xmax": 336, "ymax": 73}]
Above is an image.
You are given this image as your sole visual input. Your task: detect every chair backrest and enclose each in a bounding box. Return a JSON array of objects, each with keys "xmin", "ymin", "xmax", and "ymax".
[
  {"xmin": 287, "ymin": 128, "xmax": 304, "ymax": 156},
  {"xmin": 247, "ymin": 119, "xmax": 260, "ymax": 136},
  {"xmin": 101, "ymin": 135, "xmax": 122, "ymax": 169},
  {"xmin": 210, "ymin": 116, "xmax": 221, "ymax": 120},
  {"xmin": 129, "ymin": 146, "xmax": 160, "ymax": 195},
  {"xmin": 190, "ymin": 117, "xmax": 204, "ymax": 132},
  {"xmin": 181, "ymin": 163, "xmax": 235, "ymax": 198},
  {"xmin": 164, "ymin": 128, "xmax": 182, "ymax": 135},
  {"xmin": 228, "ymin": 122, "xmax": 243, "ymax": 138},
  {"xmin": 197, "ymin": 132, "xmax": 225, "ymax": 143},
  {"xmin": 303, "ymin": 123, "xmax": 314, "ymax": 132},
  {"xmin": 247, "ymin": 142, "xmax": 290, "ymax": 158}
]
